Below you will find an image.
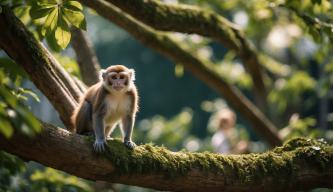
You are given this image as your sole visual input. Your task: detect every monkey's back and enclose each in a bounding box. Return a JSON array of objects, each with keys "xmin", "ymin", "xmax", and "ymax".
[{"xmin": 72, "ymin": 82, "xmax": 103, "ymax": 134}]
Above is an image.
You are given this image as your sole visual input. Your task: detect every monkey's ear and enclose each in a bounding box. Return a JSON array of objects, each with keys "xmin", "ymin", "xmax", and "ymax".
[
  {"xmin": 99, "ymin": 69, "xmax": 107, "ymax": 81},
  {"xmin": 129, "ymin": 69, "xmax": 136, "ymax": 81}
]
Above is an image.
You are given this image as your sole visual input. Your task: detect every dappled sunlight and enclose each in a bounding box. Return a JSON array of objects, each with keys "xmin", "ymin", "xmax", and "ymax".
[{"xmin": 265, "ymin": 24, "xmax": 302, "ymax": 49}]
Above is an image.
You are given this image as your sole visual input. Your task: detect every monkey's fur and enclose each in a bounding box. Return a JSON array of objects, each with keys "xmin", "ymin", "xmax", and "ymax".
[{"xmin": 71, "ymin": 65, "xmax": 138, "ymax": 152}]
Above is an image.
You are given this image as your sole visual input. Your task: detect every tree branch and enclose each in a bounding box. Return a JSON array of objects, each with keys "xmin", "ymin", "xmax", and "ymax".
[
  {"xmin": 72, "ymin": 76, "xmax": 87, "ymax": 93},
  {"xmin": 0, "ymin": 6, "xmax": 80, "ymax": 130},
  {"xmin": 78, "ymin": 0, "xmax": 281, "ymax": 146},
  {"xmin": 0, "ymin": 123, "xmax": 332, "ymax": 191},
  {"xmin": 104, "ymin": 0, "xmax": 267, "ymax": 107},
  {"xmin": 42, "ymin": 44, "xmax": 83, "ymax": 100},
  {"xmin": 71, "ymin": 28, "xmax": 101, "ymax": 86}
]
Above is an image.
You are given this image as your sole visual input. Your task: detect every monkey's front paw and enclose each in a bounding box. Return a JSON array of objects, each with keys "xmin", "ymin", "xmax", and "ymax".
[
  {"xmin": 93, "ymin": 140, "xmax": 106, "ymax": 152},
  {"xmin": 124, "ymin": 140, "xmax": 136, "ymax": 150}
]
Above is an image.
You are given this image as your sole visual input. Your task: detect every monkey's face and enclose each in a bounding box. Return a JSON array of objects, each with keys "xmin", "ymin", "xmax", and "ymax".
[
  {"xmin": 101, "ymin": 65, "xmax": 135, "ymax": 93},
  {"xmin": 104, "ymin": 72, "xmax": 131, "ymax": 92}
]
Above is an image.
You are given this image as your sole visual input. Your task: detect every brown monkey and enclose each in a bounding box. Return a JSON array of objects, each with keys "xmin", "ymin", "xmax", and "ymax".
[{"xmin": 71, "ymin": 65, "xmax": 138, "ymax": 152}]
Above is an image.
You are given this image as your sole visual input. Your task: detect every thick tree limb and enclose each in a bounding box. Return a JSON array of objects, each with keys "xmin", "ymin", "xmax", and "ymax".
[
  {"xmin": 79, "ymin": 0, "xmax": 281, "ymax": 146},
  {"xmin": 73, "ymin": 76, "xmax": 87, "ymax": 93},
  {"xmin": 0, "ymin": 7, "xmax": 80, "ymax": 130},
  {"xmin": 43, "ymin": 45, "xmax": 83, "ymax": 101},
  {"xmin": 104, "ymin": 0, "xmax": 267, "ymax": 107},
  {"xmin": 0, "ymin": 123, "xmax": 332, "ymax": 191},
  {"xmin": 71, "ymin": 28, "xmax": 101, "ymax": 86}
]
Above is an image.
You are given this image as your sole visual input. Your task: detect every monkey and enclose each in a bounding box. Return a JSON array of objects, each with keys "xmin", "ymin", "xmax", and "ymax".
[{"xmin": 71, "ymin": 65, "xmax": 138, "ymax": 152}]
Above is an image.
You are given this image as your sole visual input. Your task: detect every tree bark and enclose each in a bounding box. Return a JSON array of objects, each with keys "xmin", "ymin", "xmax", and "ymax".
[
  {"xmin": 0, "ymin": 7, "xmax": 79, "ymax": 130},
  {"xmin": 71, "ymin": 28, "xmax": 101, "ymax": 86},
  {"xmin": 73, "ymin": 76, "xmax": 87, "ymax": 93},
  {"xmin": 78, "ymin": 0, "xmax": 282, "ymax": 146},
  {"xmin": 0, "ymin": 123, "xmax": 332, "ymax": 192},
  {"xmin": 42, "ymin": 44, "xmax": 83, "ymax": 101},
  {"xmin": 103, "ymin": 0, "xmax": 267, "ymax": 107}
]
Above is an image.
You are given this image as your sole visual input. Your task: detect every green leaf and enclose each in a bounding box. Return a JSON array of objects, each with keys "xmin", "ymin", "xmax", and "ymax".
[
  {"xmin": 41, "ymin": 7, "xmax": 58, "ymax": 36},
  {"xmin": 174, "ymin": 64, "xmax": 184, "ymax": 77},
  {"xmin": 0, "ymin": 116, "xmax": 13, "ymax": 138},
  {"xmin": 0, "ymin": 151, "xmax": 26, "ymax": 174},
  {"xmin": 62, "ymin": 8, "xmax": 86, "ymax": 30},
  {"xmin": 308, "ymin": 27, "xmax": 322, "ymax": 43},
  {"xmin": 18, "ymin": 88, "xmax": 40, "ymax": 102},
  {"xmin": 46, "ymin": 30, "xmax": 62, "ymax": 52},
  {"xmin": 54, "ymin": 18, "xmax": 71, "ymax": 49},
  {"xmin": 17, "ymin": 94, "xmax": 28, "ymax": 101},
  {"xmin": 0, "ymin": 86, "xmax": 17, "ymax": 107},
  {"xmin": 30, "ymin": 6, "xmax": 53, "ymax": 19},
  {"xmin": 63, "ymin": 1, "xmax": 83, "ymax": 11},
  {"xmin": 36, "ymin": 0, "xmax": 58, "ymax": 6},
  {"xmin": 0, "ymin": 0, "xmax": 10, "ymax": 6},
  {"xmin": 15, "ymin": 105, "xmax": 41, "ymax": 134},
  {"xmin": 311, "ymin": 0, "xmax": 322, "ymax": 5},
  {"xmin": 0, "ymin": 58, "xmax": 27, "ymax": 78}
]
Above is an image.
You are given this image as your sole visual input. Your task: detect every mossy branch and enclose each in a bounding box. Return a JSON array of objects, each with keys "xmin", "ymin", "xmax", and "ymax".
[
  {"xmin": 0, "ymin": 123, "xmax": 332, "ymax": 191},
  {"xmin": 103, "ymin": 0, "xmax": 267, "ymax": 107},
  {"xmin": 78, "ymin": 0, "xmax": 281, "ymax": 147}
]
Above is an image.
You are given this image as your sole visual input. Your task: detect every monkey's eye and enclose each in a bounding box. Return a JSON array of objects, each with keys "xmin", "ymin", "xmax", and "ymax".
[
  {"xmin": 111, "ymin": 75, "xmax": 117, "ymax": 80},
  {"xmin": 119, "ymin": 74, "xmax": 125, "ymax": 79}
]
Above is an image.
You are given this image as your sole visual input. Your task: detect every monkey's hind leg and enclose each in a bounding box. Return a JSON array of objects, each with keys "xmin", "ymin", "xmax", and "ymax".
[
  {"xmin": 76, "ymin": 101, "xmax": 93, "ymax": 135},
  {"xmin": 105, "ymin": 124, "xmax": 117, "ymax": 140}
]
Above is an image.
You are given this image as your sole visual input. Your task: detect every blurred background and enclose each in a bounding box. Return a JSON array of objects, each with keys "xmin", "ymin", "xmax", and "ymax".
[{"xmin": 1, "ymin": 0, "xmax": 333, "ymax": 191}]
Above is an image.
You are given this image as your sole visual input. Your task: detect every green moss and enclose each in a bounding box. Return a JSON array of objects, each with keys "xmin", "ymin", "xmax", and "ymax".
[
  {"xmin": 231, "ymin": 138, "xmax": 332, "ymax": 184},
  {"xmin": 100, "ymin": 139, "xmax": 226, "ymax": 177},
  {"xmin": 273, "ymin": 137, "xmax": 329, "ymax": 152},
  {"xmin": 91, "ymin": 137, "xmax": 332, "ymax": 184}
]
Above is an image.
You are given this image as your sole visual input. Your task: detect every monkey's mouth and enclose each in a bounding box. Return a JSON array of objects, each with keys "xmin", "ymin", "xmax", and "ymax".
[{"xmin": 113, "ymin": 86, "xmax": 123, "ymax": 91}]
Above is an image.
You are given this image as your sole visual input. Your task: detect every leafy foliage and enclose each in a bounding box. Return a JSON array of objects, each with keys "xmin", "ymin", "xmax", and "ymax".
[
  {"xmin": 282, "ymin": 0, "xmax": 333, "ymax": 43},
  {"xmin": 0, "ymin": 151, "xmax": 26, "ymax": 191},
  {"xmin": 136, "ymin": 108, "xmax": 193, "ymax": 150},
  {"xmin": 0, "ymin": 151, "xmax": 91, "ymax": 192},
  {"xmin": 268, "ymin": 71, "xmax": 316, "ymax": 113},
  {"xmin": 28, "ymin": 0, "xmax": 86, "ymax": 49},
  {"xmin": 0, "ymin": 58, "xmax": 41, "ymax": 138},
  {"xmin": 30, "ymin": 168, "xmax": 92, "ymax": 192},
  {"xmin": 53, "ymin": 52, "xmax": 81, "ymax": 78},
  {"xmin": 1, "ymin": 0, "xmax": 86, "ymax": 50}
]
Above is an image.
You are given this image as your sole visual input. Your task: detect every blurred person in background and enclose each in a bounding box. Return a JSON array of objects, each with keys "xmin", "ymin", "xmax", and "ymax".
[{"xmin": 210, "ymin": 108, "xmax": 248, "ymax": 154}]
